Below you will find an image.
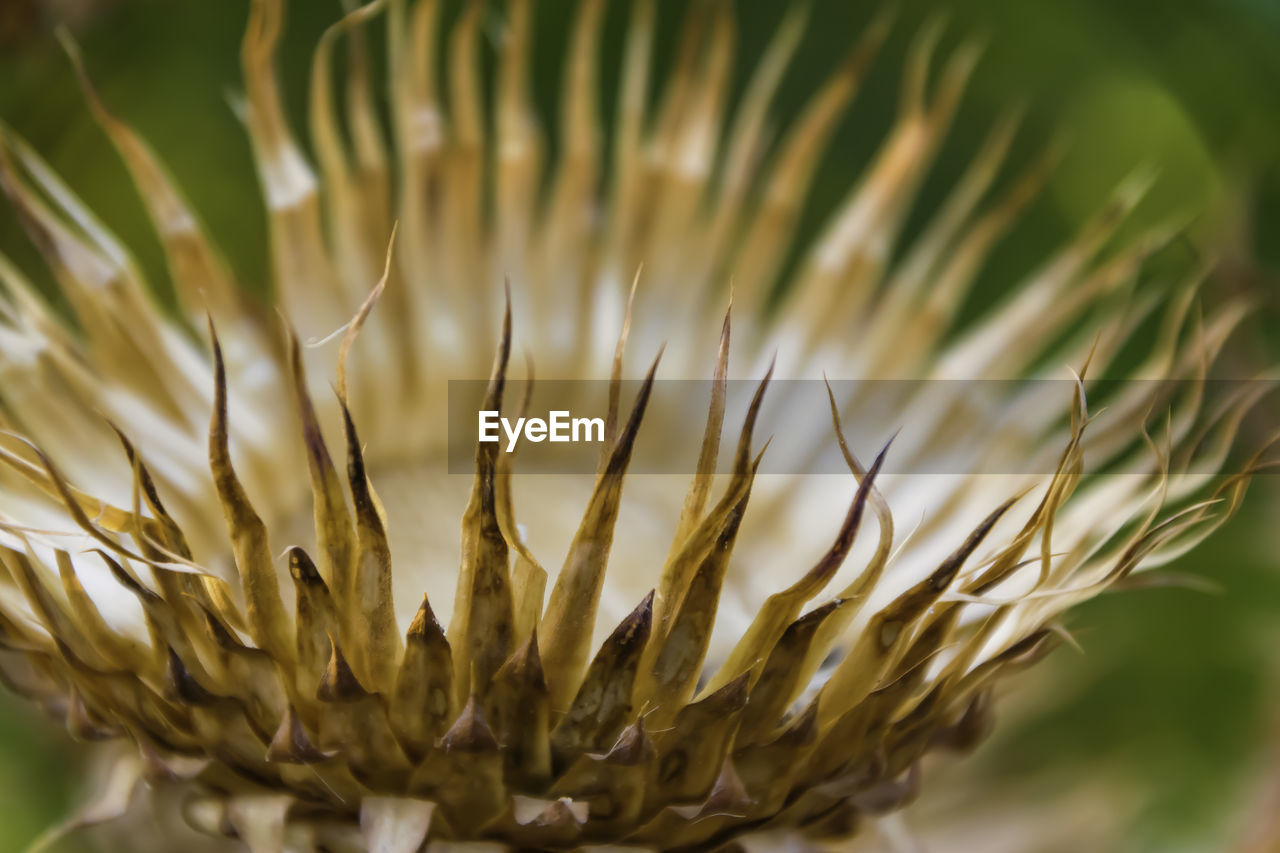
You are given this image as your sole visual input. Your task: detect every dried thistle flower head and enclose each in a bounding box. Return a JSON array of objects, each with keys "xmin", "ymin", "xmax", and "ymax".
[{"xmin": 0, "ymin": 1, "xmax": 1269, "ymax": 851}]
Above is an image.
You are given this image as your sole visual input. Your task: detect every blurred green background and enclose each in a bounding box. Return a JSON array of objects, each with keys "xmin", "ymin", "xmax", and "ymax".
[{"xmin": 1, "ymin": 0, "xmax": 1278, "ymax": 850}]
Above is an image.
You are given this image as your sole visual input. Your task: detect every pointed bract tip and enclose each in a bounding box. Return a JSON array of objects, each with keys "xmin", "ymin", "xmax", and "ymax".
[
  {"xmin": 407, "ymin": 595, "xmax": 444, "ymax": 642},
  {"xmin": 500, "ymin": 627, "xmax": 546, "ymax": 688},
  {"xmin": 441, "ymin": 696, "xmax": 500, "ymax": 753},
  {"xmin": 603, "ymin": 718, "xmax": 654, "ymax": 766},
  {"xmin": 699, "ymin": 669, "xmax": 751, "ymax": 713},
  {"xmin": 166, "ymin": 648, "xmax": 218, "ymax": 706},
  {"xmin": 266, "ymin": 705, "xmax": 330, "ymax": 764},
  {"xmin": 287, "ymin": 547, "xmax": 325, "ymax": 587},
  {"xmin": 317, "ymin": 638, "xmax": 369, "ymax": 703}
]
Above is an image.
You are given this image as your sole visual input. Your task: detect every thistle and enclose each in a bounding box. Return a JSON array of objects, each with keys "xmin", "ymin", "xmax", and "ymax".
[{"xmin": 0, "ymin": 1, "xmax": 1269, "ymax": 851}]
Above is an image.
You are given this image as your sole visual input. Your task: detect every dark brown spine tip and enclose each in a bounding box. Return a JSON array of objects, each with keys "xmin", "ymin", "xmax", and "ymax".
[
  {"xmin": 266, "ymin": 704, "xmax": 329, "ymax": 764},
  {"xmin": 608, "ymin": 589, "xmax": 654, "ymax": 647},
  {"xmin": 94, "ymin": 550, "xmax": 160, "ymax": 603},
  {"xmin": 166, "ymin": 648, "xmax": 218, "ymax": 706},
  {"xmin": 287, "ymin": 547, "xmax": 326, "ymax": 587},
  {"xmin": 340, "ymin": 403, "xmax": 379, "ymax": 522},
  {"xmin": 317, "ymin": 639, "xmax": 369, "ymax": 703},
  {"xmin": 406, "ymin": 595, "xmax": 446, "ymax": 644},
  {"xmin": 206, "ymin": 314, "xmax": 221, "ymax": 355},
  {"xmin": 109, "ymin": 424, "xmax": 168, "ymax": 514},
  {"xmin": 791, "ymin": 598, "xmax": 846, "ymax": 633},
  {"xmin": 702, "ymin": 760, "xmax": 754, "ymax": 816},
  {"xmin": 202, "ymin": 607, "xmax": 241, "ymax": 651},
  {"xmin": 507, "ymin": 628, "xmax": 546, "ymax": 688},
  {"xmin": 819, "ymin": 438, "xmax": 886, "ymax": 558},
  {"xmin": 868, "ymin": 435, "xmax": 894, "ymax": 479},
  {"xmin": 483, "ymin": 283, "xmax": 514, "ymax": 413},
  {"xmin": 603, "ymin": 349, "xmax": 663, "ymax": 477},
  {"xmin": 734, "ymin": 359, "xmax": 775, "ymax": 470},
  {"xmin": 824, "ymin": 377, "xmax": 892, "ymax": 483},
  {"xmin": 812, "ymin": 596, "xmax": 850, "ymax": 621},
  {"xmin": 932, "ymin": 495, "xmax": 1021, "ymax": 591},
  {"xmin": 440, "ymin": 696, "xmax": 500, "ymax": 753},
  {"xmin": 700, "ymin": 669, "xmax": 752, "ymax": 714},
  {"xmin": 604, "ymin": 719, "xmax": 655, "ymax": 766}
]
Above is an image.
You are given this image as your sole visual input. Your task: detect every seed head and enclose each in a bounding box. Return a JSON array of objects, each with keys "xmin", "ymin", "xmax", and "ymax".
[{"xmin": 0, "ymin": 1, "xmax": 1269, "ymax": 851}]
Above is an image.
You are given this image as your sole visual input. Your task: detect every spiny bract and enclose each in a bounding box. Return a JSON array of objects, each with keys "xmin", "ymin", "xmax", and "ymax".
[{"xmin": 0, "ymin": 1, "xmax": 1266, "ymax": 851}]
